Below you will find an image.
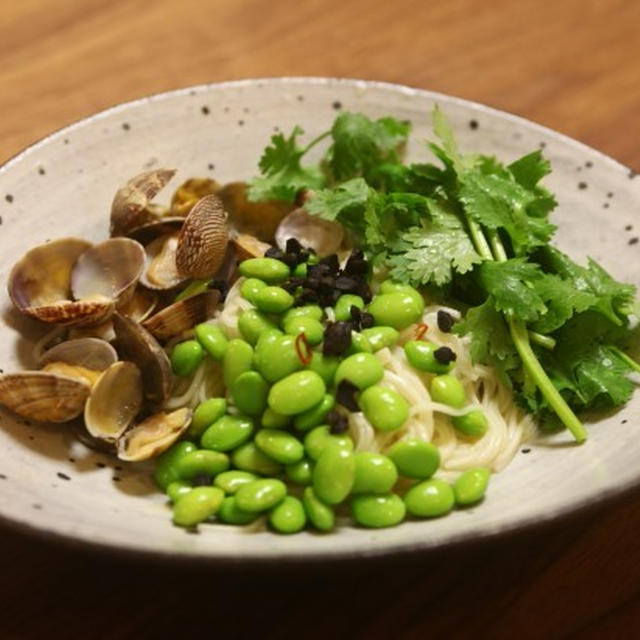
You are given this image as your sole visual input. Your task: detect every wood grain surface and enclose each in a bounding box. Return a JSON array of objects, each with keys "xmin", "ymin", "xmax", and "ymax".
[{"xmin": 2, "ymin": 1, "xmax": 640, "ymax": 638}]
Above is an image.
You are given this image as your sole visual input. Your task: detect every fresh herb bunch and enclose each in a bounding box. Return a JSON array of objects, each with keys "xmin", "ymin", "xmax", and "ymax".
[{"xmin": 248, "ymin": 108, "xmax": 640, "ymax": 441}]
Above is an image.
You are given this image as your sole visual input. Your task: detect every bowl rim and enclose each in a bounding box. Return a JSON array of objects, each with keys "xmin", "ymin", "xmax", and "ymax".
[{"xmin": 0, "ymin": 76, "xmax": 637, "ymax": 565}]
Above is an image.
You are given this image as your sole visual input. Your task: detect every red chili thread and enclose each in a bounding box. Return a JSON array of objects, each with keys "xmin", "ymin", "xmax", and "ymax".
[
  {"xmin": 295, "ymin": 332, "xmax": 313, "ymax": 365},
  {"xmin": 415, "ymin": 323, "xmax": 429, "ymax": 341}
]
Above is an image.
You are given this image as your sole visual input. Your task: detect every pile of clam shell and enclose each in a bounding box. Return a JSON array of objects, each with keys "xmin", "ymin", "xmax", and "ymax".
[{"xmin": 0, "ymin": 170, "xmax": 344, "ymax": 461}]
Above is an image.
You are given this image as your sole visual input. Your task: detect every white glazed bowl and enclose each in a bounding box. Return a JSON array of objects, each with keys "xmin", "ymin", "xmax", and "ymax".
[{"xmin": 1, "ymin": 78, "xmax": 639, "ymax": 563}]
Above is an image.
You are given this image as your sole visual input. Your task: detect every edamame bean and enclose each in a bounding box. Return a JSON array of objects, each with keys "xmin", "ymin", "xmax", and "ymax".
[
  {"xmin": 217, "ymin": 496, "xmax": 258, "ymax": 525},
  {"xmin": 261, "ymin": 407, "xmax": 290, "ymax": 429},
  {"xmin": 188, "ymin": 397, "xmax": 227, "ymax": 439},
  {"xmin": 282, "ymin": 305, "xmax": 323, "ymax": 325},
  {"xmin": 388, "ymin": 439, "xmax": 440, "ymax": 479},
  {"xmin": 223, "ymin": 339, "xmax": 254, "ymax": 387},
  {"xmin": 293, "ymin": 263, "xmax": 308, "ymax": 278},
  {"xmin": 306, "ymin": 352, "xmax": 339, "ymax": 386},
  {"xmin": 303, "ymin": 487, "xmax": 335, "ymax": 531},
  {"xmin": 285, "ymin": 459, "xmax": 313, "ymax": 485},
  {"xmin": 254, "ymin": 286, "xmax": 294, "ymax": 314},
  {"xmin": 453, "ymin": 468, "xmax": 490, "ymax": 505},
  {"xmin": 351, "ymin": 494, "xmax": 406, "ymax": 528},
  {"xmin": 334, "ymin": 352, "xmax": 383, "ymax": 390},
  {"xmin": 430, "ymin": 374, "xmax": 466, "ymax": 409},
  {"xmin": 367, "ymin": 292, "xmax": 424, "ymax": 330},
  {"xmin": 334, "ymin": 294, "xmax": 365, "ymax": 321},
  {"xmin": 255, "ymin": 429, "xmax": 304, "ymax": 464},
  {"xmin": 238, "ymin": 309, "xmax": 278, "ymax": 345},
  {"xmin": 235, "ymin": 479, "xmax": 287, "ymax": 512},
  {"xmin": 346, "ymin": 331, "xmax": 373, "ymax": 354},
  {"xmin": 352, "ymin": 453, "xmax": 398, "ymax": 494},
  {"xmin": 361, "ymin": 326, "xmax": 399, "ymax": 352},
  {"xmin": 166, "ymin": 480, "xmax": 192, "ymax": 503},
  {"xmin": 268, "ymin": 370, "xmax": 326, "ymax": 415},
  {"xmin": 195, "ymin": 324, "xmax": 228, "ymax": 360},
  {"xmin": 174, "ymin": 450, "xmax": 230, "ymax": 480},
  {"xmin": 238, "ymin": 257, "xmax": 290, "ymax": 283},
  {"xmin": 404, "ymin": 341, "xmax": 453, "ymax": 374},
  {"xmin": 231, "ymin": 371, "xmax": 269, "ymax": 416},
  {"xmin": 269, "ymin": 496, "xmax": 306, "ymax": 534},
  {"xmin": 293, "ymin": 394, "xmax": 335, "ymax": 431},
  {"xmin": 404, "ymin": 479, "xmax": 455, "ymax": 517},
  {"xmin": 201, "ymin": 415, "xmax": 254, "ymax": 452},
  {"xmin": 359, "ymin": 385, "xmax": 409, "ymax": 431},
  {"xmin": 254, "ymin": 335, "xmax": 303, "ymax": 382},
  {"xmin": 378, "ymin": 281, "xmax": 425, "ymax": 311},
  {"xmin": 231, "ymin": 442, "xmax": 283, "ymax": 476},
  {"xmin": 451, "ymin": 410, "xmax": 488, "ymax": 437},
  {"xmin": 154, "ymin": 441, "xmax": 197, "ymax": 489},
  {"xmin": 214, "ymin": 470, "xmax": 258, "ymax": 494},
  {"xmin": 170, "ymin": 340, "xmax": 204, "ymax": 376},
  {"xmin": 304, "ymin": 425, "xmax": 354, "ymax": 461},
  {"xmin": 173, "ymin": 487, "xmax": 224, "ymax": 527},
  {"xmin": 240, "ymin": 277, "xmax": 268, "ymax": 303},
  {"xmin": 313, "ymin": 446, "xmax": 355, "ymax": 505},
  {"xmin": 283, "ymin": 316, "xmax": 324, "ymax": 346}
]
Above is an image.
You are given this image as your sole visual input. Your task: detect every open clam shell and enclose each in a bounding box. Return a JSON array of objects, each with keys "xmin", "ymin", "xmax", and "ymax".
[
  {"xmin": 140, "ymin": 232, "xmax": 186, "ymax": 291},
  {"xmin": 117, "ymin": 408, "xmax": 192, "ymax": 462},
  {"xmin": 275, "ymin": 207, "xmax": 344, "ymax": 257},
  {"xmin": 0, "ymin": 372, "xmax": 91, "ymax": 422},
  {"xmin": 231, "ymin": 233, "xmax": 271, "ymax": 261},
  {"xmin": 171, "ymin": 178, "xmax": 219, "ymax": 216},
  {"xmin": 39, "ymin": 338, "xmax": 118, "ymax": 372}
]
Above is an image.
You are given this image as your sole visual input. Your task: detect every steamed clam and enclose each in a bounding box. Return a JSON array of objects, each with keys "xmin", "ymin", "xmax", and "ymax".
[
  {"xmin": 171, "ymin": 178, "xmax": 219, "ymax": 216},
  {"xmin": 275, "ymin": 207, "xmax": 343, "ymax": 257}
]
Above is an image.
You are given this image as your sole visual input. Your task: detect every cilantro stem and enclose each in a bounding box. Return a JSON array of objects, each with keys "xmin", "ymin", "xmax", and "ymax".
[
  {"xmin": 528, "ymin": 331, "xmax": 556, "ymax": 350},
  {"xmin": 610, "ymin": 346, "xmax": 640, "ymax": 375},
  {"xmin": 301, "ymin": 130, "xmax": 332, "ymax": 156},
  {"xmin": 467, "ymin": 218, "xmax": 493, "ymax": 260}
]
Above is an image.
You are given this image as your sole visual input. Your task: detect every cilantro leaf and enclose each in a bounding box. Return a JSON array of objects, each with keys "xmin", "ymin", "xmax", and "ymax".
[
  {"xmin": 306, "ymin": 178, "xmax": 372, "ymax": 221},
  {"xmin": 508, "ymin": 150, "xmax": 551, "ymax": 189}
]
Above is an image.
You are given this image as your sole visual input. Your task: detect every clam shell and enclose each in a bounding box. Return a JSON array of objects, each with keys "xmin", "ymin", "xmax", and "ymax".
[
  {"xmin": 275, "ymin": 207, "xmax": 344, "ymax": 257},
  {"xmin": 39, "ymin": 338, "xmax": 118, "ymax": 371},
  {"xmin": 0, "ymin": 372, "xmax": 90, "ymax": 422},
  {"xmin": 40, "ymin": 362, "xmax": 103, "ymax": 389},
  {"xmin": 68, "ymin": 320, "xmax": 116, "ymax": 343},
  {"xmin": 140, "ymin": 232, "xmax": 186, "ymax": 291},
  {"xmin": 231, "ymin": 234, "xmax": 271, "ymax": 261},
  {"xmin": 175, "ymin": 194, "xmax": 229, "ymax": 279},
  {"xmin": 117, "ymin": 408, "xmax": 192, "ymax": 461},
  {"xmin": 110, "ymin": 169, "xmax": 176, "ymax": 236},
  {"xmin": 112, "ymin": 312, "xmax": 173, "ymax": 409},
  {"xmin": 171, "ymin": 178, "xmax": 219, "ymax": 216},
  {"xmin": 118, "ymin": 286, "xmax": 157, "ymax": 322},
  {"xmin": 141, "ymin": 289, "xmax": 220, "ymax": 342},
  {"xmin": 126, "ymin": 217, "xmax": 184, "ymax": 245},
  {"xmin": 84, "ymin": 361, "xmax": 143, "ymax": 441}
]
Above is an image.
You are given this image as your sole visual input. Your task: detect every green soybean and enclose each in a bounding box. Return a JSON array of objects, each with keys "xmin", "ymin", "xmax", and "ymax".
[
  {"xmin": 404, "ymin": 479, "xmax": 455, "ymax": 517},
  {"xmin": 404, "ymin": 340, "xmax": 454, "ymax": 374},
  {"xmin": 231, "ymin": 371, "xmax": 269, "ymax": 416},
  {"xmin": 302, "ymin": 487, "xmax": 335, "ymax": 531},
  {"xmin": 293, "ymin": 394, "xmax": 335, "ymax": 431},
  {"xmin": 346, "ymin": 331, "xmax": 373, "ymax": 354},
  {"xmin": 453, "ymin": 468, "xmax": 490, "ymax": 506},
  {"xmin": 451, "ymin": 410, "xmax": 489, "ymax": 437},
  {"xmin": 235, "ymin": 478, "xmax": 287, "ymax": 512},
  {"xmin": 188, "ymin": 397, "xmax": 227, "ymax": 439},
  {"xmin": 268, "ymin": 370, "xmax": 326, "ymax": 416},
  {"xmin": 352, "ymin": 453, "xmax": 398, "ymax": 494},
  {"xmin": 359, "ymin": 385, "xmax": 409, "ymax": 431},
  {"xmin": 334, "ymin": 352, "xmax": 384, "ymax": 390},
  {"xmin": 261, "ymin": 407, "xmax": 291, "ymax": 429},
  {"xmin": 214, "ymin": 470, "xmax": 259, "ymax": 494},
  {"xmin": 255, "ymin": 429, "xmax": 305, "ymax": 464},
  {"xmin": 201, "ymin": 415, "xmax": 254, "ymax": 452},
  {"xmin": 282, "ymin": 305, "xmax": 323, "ymax": 325},
  {"xmin": 238, "ymin": 257, "xmax": 290, "ymax": 283},
  {"xmin": 368, "ymin": 292, "xmax": 424, "ymax": 330},
  {"xmin": 293, "ymin": 262, "xmax": 308, "ymax": 278},
  {"xmin": 378, "ymin": 281, "xmax": 425, "ymax": 311},
  {"xmin": 240, "ymin": 277, "xmax": 268, "ymax": 303},
  {"xmin": 313, "ymin": 446, "xmax": 355, "ymax": 505},
  {"xmin": 361, "ymin": 326, "xmax": 399, "ymax": 352},
  {"xmin": 217, "ymin": 496, "xmax": 258, "ymax": 525},
  {"xmin": 254, "ymin": 335, "xmax": 303, "ymax": 382},
  {"xmin": 166, "ymin": 480, "xmax": 192, "ymax": 503},
  {"xmin": 269, "ymin": 496, "xmax": 306, "ymax": 534},
  {"xmin": 334, "ymin": 294, "xmax": 365, "ymax": 322},
  {"xmin": 254, "ymin": 286, "xmax": 294, "ymax": 314},
  {"xmin": 238, "ymin": 309, "xmax": 278, "ymax": 345},
  {"xmin": 285, "ymin": 459, "xmax": 314, "ymax": 485},
  {"xmin": 195, "ymin": 324, "xmax": 229, "ymax": 360},
  {"xmin": 351, "ymin": 493, "xmax": 406, "ymax": 528},
  {"xmin": 172, "ymin": 487, "xmax": 224, "ymax": 527},
  {"xmin": 388, "ymin": 439, "xmax": 440, "ymax": 479},
  {"xmin": 304, "ymin": 425, "xmax": 354, "ymax": 461},
  {"xmin": 306, "ymin": 352, "xmax": 339, "ymax": 386},
  {"xmin": 283, "ymin": 316, "xmax": 324, "ymax": 346},
  {"xmin": 170, "ymin": 340, "xmax": 204, "ymax": 376},
  {"xmin": 223, "ymin": 339, "xmax": 254, "ymax": 387},
  {"xmin": 174, "ymin": 450, "xmax": 230, "ymax": 480},
  {"xmin": 231, "ymin": 442, "xmax": 283, "ymax": 476},
  {"xmin": 153, "ymin": 441, "xmax": 197, "ymax": 489},
  {"xmin": 430, "ymin": 374, "xmax": 466, "ymax": 408}
]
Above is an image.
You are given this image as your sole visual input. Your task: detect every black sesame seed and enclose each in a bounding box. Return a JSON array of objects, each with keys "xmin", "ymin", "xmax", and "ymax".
[
  {"xmin": 201, "ymin": 106, "xmax": 210, "ymax": 115},
  {"xmin": 434, "ymin": 346, "xmax": 457, "ymax": 364},
  {"xmin": 57, "ymin": 472, "xmax": 71, "ymax": 481},
  {"xmin": 578, "ymin": 182, "xmax": 588, "ymax": 190},
  {"xmin": 469, "ymin": 119, "xmax": 479, "ymax": 130},
  {"xmin": 628, "ymin": 237, "xmax": 638, "ymax": 246},
  {"xmin": 323, "ymin": 322, "xmax": 352, "ymax": 356},
  {"xmin": 437, "ymin": 310, "xmax": 455, "ymax": 333},
  {"xmin": 336, "ymin": 380, "xmax": 359, "ymax": 412}
]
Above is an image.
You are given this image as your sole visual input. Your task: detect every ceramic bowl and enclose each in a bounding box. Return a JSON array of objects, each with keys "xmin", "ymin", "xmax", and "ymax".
[{"xmin": 1, "ymin": 78, "xmax": 639, "ymax": 563}]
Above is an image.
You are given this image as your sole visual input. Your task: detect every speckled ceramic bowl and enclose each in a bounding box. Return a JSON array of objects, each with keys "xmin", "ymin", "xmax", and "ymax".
[{"xmin": 1, "ymin": 78, "xmax": 639, "ymax": 564}]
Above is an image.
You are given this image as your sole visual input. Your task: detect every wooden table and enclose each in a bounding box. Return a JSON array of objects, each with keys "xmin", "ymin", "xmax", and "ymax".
[{"xmin": 2, "ymin": 1, "xmax": 640, "ymax": 637}]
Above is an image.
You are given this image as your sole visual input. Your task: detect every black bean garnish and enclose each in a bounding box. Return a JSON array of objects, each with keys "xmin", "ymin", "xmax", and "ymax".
[
  {"xmin": 286, "ymin": 237, "xmax": 304, "ymax": 255},
  {"xmin": 437, "ymin": 310, "xmax": 455, "ymax": 333},
  {"xmin": 281, "ymin": 252, "xmax": 299, "ymax": 268},
  {"xmin": 336, "ymin": 380, "xmax": 360, "ymax": 412},
  {"xmin": 349, "ymin": 305, "xmax": 362, "ymax": 321},
  {"xmin": 434, "ymin": 346, "xmax": 457, "ymax": 364},
  {"xmin": 307, "ymin": 263, "xmax": 333, "ymax": 279},
  {"xmin": 265, "ymin": 247, "xmax": 285, "ymax": 260},
  {"xmin": 319, "ymin": 254, "xmax": 340, "ymax": 274},
  {"xmin": 360, "ymin": 312, "xmax": 375, "ymax": 329},
  {"xmin": 335, "ymin": 275, "xmax": 359, "ymax": 292},
  {"xmin": 323, "ymin": 321, "xmax": 352, "ymax": 356},
  {"xmin": 344, "ymin": 250, "xmax": 369, "ymax": 277},
  {"xmin": 327, "ymin": 410, "xmax": 349, "ymax": 434}
]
